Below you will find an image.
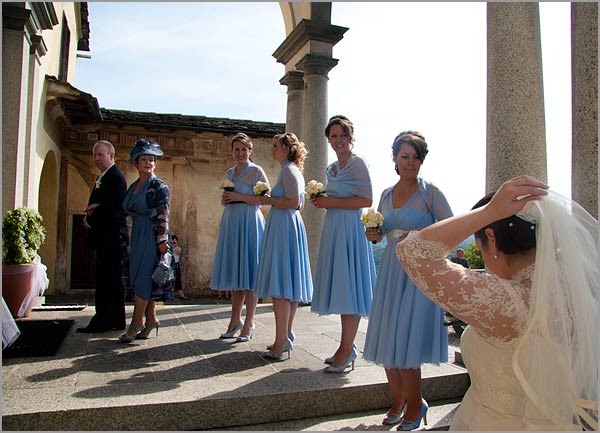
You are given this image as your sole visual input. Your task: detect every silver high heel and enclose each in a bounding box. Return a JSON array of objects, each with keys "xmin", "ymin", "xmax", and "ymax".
[
  {"xmin": 325, "ymin": 343, "xmax": 357, "ymax": 365},
  {"xmin": 382, "ymin": 402, "xmax": 408, "ymax": 425},
  {"xmin": 324, "ymin": 345, "xmax": 358, "ymax": 373},
  {"xmin": 136, "ymin": 321, "xmax": 160, "ymax": 339},
  {"xmin": 267, "ymin": 331, "xmax": 295, "ymax": 350},
  {"xmin": 263, "ymin": 338, "xmax": 292, "ymax": 360},
  {"xmin": 118, "ymin": 324, "xmax": 143, "ymax": 342},
  {"xmin": 220, "ymin": 321, "xmax": 243, "ymax": 339},
  {"xmin": 235, "ymin": 326, "xmax": 255, "ymax": 343}
]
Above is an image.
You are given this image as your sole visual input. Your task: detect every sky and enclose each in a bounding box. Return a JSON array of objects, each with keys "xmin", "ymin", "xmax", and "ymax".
[{"xmin": 75, "ymin": 2, "xmax": 572, "ymax": 215}]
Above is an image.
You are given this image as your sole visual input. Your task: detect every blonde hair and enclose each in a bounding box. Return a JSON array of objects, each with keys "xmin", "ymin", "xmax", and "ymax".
[
  {"xmin": 273, "ymin": 132, "xmax": 308, "ymax": 172},
  {"xmin": 93, "ymin": 140, "xmax": 115, "ymax": 155}
]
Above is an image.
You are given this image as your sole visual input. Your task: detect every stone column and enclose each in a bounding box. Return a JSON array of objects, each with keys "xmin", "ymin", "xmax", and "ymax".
[
  {"xmin": 486, "ymin": 3, "xmax": 547, "ymax": 192},
  {"xmin": 571, "ymin": 3, "xmax": 598, "ymax": 219},
  {"xmin": 296, "ymin": 54, "xmax": 338, "ymax": 271},
  {"xmin": 2, "ymin": 5, "xmax": 32, "ymax": 213},
  {"xmin": 279, "ymin": 70, "xmax": 305, "ymax": 139}
]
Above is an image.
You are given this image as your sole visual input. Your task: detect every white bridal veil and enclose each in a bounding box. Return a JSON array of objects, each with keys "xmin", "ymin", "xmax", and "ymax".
[{"xmin": 514, "ymin": 191, "xmax": 599, "ymax": 430}]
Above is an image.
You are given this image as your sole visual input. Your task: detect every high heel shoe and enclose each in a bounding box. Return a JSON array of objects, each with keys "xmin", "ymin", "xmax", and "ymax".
[
  {"xmin": 136, "ymin": 321, "xmax": 160, "ymax": 339},
  {"xmin": 325, "ymin": 343, "xmax": 357, "ymax": 365},
  {"xmin": 382, "ymin": 402, "xmax": 407, "ymax": 425},
  {"xmin": 263, "ymin": 338, "xmax": 292, "ymax": 360},
  {"xmin": 324, "ymin": 345, "xmax": 358, "ymax": 373},
  {"xmin": 235, "ymin": 326, "xmax": 255, "ymax": 343},
  {"xmin": 220, "ymin": 321, "xmax": 243, "ymax": 339},
  {"xmin": 397, "ymin": 399, "xmax": 428, "ymax": 431},
  {"xmin": 267, "ymin": 331, "xmax": 295, "ymax": 350},
  {"xmin": 118, "ymin": 324, "xmax": 143, "ymax": 342}
]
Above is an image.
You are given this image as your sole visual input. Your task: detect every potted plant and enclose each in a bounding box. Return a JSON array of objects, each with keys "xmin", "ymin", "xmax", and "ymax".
[{"xmin": 2, "ymin": 207, "xmax": 46, "ymax": 318}]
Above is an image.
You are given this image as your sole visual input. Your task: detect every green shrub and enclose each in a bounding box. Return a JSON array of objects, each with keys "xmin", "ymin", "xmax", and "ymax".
[
  {"xmin": 464, "ymin": 242, "xmax": 484, "ymax": 269},
  {"xmin": 2, "ymin": 208, "xmax": 46, "ymax": 264}
]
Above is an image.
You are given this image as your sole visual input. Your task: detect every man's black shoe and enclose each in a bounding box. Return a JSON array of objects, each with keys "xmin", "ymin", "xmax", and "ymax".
[{"xmin": 76, "ymin": 326, "xmax": 110, "ymax": 333}]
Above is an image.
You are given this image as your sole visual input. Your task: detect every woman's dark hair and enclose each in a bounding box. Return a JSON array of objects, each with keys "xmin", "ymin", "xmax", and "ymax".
[
  {"xmin": 325, "ymin": 115, "xmax": 355, "ymax": 144},
  {"xmin": 171, "ymin": 235, "xmax": 178, "ymax": 241},
  {"xmin": 392, "ymin": 130, "xmax": 428, "ymax": 162},
  {"xmin": 472, "ymin": 193, "xmax": 537, "ymax": 254}
]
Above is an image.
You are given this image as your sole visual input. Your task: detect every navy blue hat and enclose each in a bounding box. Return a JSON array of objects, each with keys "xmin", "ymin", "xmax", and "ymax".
[{"xmin": 130, "ymin": 139, "xmax": 164, "ymax": 162}]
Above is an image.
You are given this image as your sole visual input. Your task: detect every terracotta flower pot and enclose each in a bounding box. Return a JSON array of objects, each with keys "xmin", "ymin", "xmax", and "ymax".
[{"xmin": 2, "ymin": 263, "xmax": 36, "ymax": 318}]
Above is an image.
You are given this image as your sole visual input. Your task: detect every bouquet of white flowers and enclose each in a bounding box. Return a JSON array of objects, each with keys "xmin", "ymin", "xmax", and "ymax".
[
  {"xmin": 361, "ymin": 208, "xmax": 384, "ymax": 228},
  {"xmin": 305, "ymin": 180, "xmax": 326, "ymax": 197},
  {"xmin": 219, "ymin": 179, "xmax": 235, "ymax": 192},
  {"xmin": 253, "ymin": 181, "xmax": 270, "ymax": 196},
  {"xmin": 361, "ymin": 208, "xmax": 384, "ymax": 244}
]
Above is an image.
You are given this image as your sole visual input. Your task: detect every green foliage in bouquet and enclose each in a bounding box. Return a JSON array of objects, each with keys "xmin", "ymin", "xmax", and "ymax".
[{"xmin": 2, "ymin": 208, "xmax": 46, "ymax": 264}]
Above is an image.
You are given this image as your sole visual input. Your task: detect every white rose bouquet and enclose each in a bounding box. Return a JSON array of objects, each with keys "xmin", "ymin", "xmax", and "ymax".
[
  {"xmin": 253, "ymin": 181, "xmax": 270, "ymax": 196},
  {"xmin": 305, "ymin": 180, "xmax": 326, "ymax": 197},
  {"xmin": 361, "ymin": 208, "xmax": 384, "ymax": 244},
  {"xmin": 219, "ymin": 179, "xmax": 235, "ymax": 192}
]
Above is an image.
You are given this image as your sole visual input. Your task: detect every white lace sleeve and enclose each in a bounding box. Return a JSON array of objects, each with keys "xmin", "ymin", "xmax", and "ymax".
[{"xmin": 396, "ymin": 231, "xmax": 529, "ymax": 341}]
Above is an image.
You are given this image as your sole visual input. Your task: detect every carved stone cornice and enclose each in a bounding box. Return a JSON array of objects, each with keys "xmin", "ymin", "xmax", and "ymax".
[
  {"xmin": 295, "ymin": 54, "xmax": 339, "ymax": 76},
  {"xmin": 279, "ymin": 70, "xmax": 305, "ymax": 91},
  {"xmin": 30, "ymin": 34, "xmax": 47, "ymax": 57},
  {"xmin": 273, "ymin": 19, "xmax": 348, "ymax": 66},
  {"xmin": 2, "ymin": 4, "xmax": 32, "ymax": 31},
  {"xmin": 30, "ymin": 2, "xmax": 58, "ymax": 30}
]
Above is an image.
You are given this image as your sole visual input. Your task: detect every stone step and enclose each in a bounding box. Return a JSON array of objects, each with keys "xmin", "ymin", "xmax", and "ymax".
[
  {"xmin": 216, "ymin": 400, "xmax": 462, "ymax": 431},
  {"xmin": 2, "ymin": 303, "xmax": 469, "ymax": 431}
]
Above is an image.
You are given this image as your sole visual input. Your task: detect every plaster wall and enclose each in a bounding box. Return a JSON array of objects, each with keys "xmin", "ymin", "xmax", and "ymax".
[{"xmin": 63, "ymin": 130, "xmax": 280, "ymax": 292}]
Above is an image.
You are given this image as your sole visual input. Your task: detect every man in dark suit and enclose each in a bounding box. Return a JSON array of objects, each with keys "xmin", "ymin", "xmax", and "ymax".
[{"xmin": 77, "ymin": 140, "xmax": 129, "ymax": 333}]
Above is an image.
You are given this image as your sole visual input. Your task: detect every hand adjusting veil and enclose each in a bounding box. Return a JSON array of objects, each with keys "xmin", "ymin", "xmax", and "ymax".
[{"xmin": 514, "ymin": 191, "xmax": 598, "ymax": 430}]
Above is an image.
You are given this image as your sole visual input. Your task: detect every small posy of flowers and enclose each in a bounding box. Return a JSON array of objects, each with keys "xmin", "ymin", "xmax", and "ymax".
[
  {"xmin": 219, "ymin": 179, "xmax": 235, "ymax": 191},
  {"xmin": 253, "ymin": 181, "xmax": 270, "ymax": 196},
  {"xmin": 361, "ymin": 208, "xmax": 384, "ymax": 228},
  {"xmin": 95, "ymin": 178, "xmax": 102, "ymax": 190},
  {"xmin": 305, "ymin": 180, "xmax": 326, "ymax": 197}
]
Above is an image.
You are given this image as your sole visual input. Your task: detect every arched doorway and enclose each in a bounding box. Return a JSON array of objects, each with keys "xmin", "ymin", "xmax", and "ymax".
[{"xmin": 37, "ymin": 151, "xmax": 58, "ymax": 292}]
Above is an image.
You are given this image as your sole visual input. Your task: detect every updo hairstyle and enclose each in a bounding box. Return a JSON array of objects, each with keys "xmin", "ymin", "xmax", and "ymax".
[
  {"xmin": 472, "ymin": 193, "xmax": 537, "ymax": 254},
  {"xmin": 273, "ymin": 132, "xmax": 308, "ymax": 172}
]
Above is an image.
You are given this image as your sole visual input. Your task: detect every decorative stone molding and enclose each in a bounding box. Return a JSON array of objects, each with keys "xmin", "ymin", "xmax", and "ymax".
[
  {"xmin": 295, "ymin": 54, "xmax": 338, "ymax": 76},
  {"xmin": 273, "ymin": 19, "xmax": 347, "ymax": 66},
  {"xmin": 29, "ymin": 34, "xmax": 47, "ymax": 57},
  {"xmin": 279, "ymin": 70, "xmax": 305, "ymax": 91},
  {"xmin": 2, "ymin": 5, "xmax": 32, "ymax": 31}
]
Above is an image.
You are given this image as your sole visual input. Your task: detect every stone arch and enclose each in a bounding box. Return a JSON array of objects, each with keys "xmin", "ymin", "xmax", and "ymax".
[{"xmin": 37, "ymin": 150, "xmax": 59, "ymax": 292}]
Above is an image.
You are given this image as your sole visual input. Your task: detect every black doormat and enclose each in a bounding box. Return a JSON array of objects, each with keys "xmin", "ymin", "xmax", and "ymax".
[{"xmin": 2, "ymin": 319, "xmax": 74, "ymax": 358}]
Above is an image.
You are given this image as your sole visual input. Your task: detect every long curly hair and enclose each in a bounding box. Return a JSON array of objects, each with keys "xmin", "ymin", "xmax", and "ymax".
[{"xmin": 273, "ymin": 132, "xmax": 308, "ymax": 172}]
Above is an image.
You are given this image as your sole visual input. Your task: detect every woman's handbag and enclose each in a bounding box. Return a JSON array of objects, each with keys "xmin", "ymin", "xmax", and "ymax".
[{"xmin": 151, "ymin": 252, "xmax": 174, "ymax": 286}]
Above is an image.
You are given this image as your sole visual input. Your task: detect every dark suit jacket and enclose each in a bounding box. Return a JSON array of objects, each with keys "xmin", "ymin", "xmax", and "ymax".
[{"xmin": 86, "ymin": 164, "xmax": 127, "ymax": 249}]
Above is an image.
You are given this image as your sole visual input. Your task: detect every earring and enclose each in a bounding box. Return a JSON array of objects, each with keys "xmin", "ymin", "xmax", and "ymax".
[
  {"xmin": 394, "ymin": 164, "xmax": 399, "ymax": 175},
  {"xmin": 494, "ymin": 252, "xmax": 499, "ymax": 259}
]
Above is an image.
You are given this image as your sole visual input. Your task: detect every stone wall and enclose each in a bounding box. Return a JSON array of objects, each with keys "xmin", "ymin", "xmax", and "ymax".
[{"xmin": 62, "ymin": 125, "xmax": 281, "ymax": 294}]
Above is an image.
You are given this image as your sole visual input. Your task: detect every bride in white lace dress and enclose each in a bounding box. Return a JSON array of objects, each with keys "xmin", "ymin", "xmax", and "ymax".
[{"xmin": 395, "ymin": 176, "xmax": 598, "ymax": 430}]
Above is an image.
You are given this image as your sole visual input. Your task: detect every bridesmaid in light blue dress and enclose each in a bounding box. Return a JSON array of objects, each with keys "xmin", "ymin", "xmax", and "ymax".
[
  {"xmin": 310, "ymin": 115, "xmax": 376, "ymax": 373},
  {"xmin": 254, "ymin": 132, "xmax": 313, "ymax": 360},
  {"xmin": 210, "ymin": 133, "xmax": 269, "ymax": 342},
  {"xmin": 364, "ymin": 131, "xmax": 452, "ymax": 430}
]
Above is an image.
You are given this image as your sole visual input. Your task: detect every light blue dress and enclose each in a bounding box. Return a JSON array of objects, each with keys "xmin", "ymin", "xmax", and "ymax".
[
  {"xmin": 363, "ymin": 178, "xmax": 453, "ymax": 368},
  {"xmin": 210, "ymin": 162, "xmax": 267, "ymax": 291},
  {"xmin": 311, "ymin": 154, "xmax": 376, "ymax": 316},
  {"xmin": 123, "ymin": 176, "xmax": 157, "ymax": 301},
  {"xmin": 253, "ymin": 161, "xmax": 313, "ymax": 302}
]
